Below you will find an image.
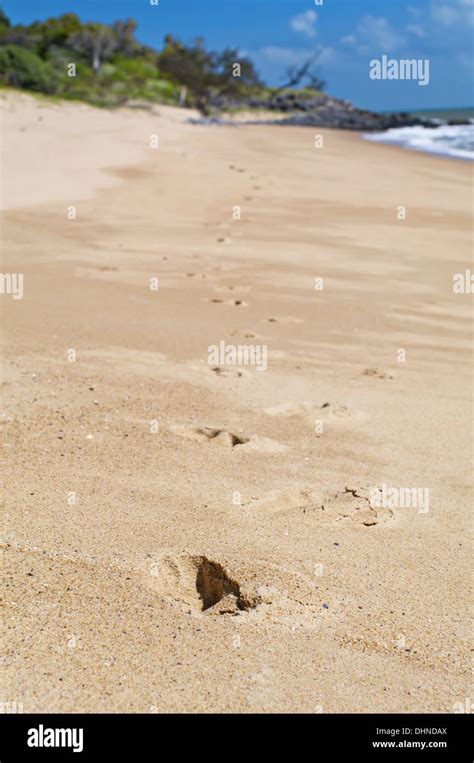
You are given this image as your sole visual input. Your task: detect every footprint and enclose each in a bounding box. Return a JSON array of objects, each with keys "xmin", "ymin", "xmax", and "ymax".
[
  {"xmin": 230, "ymin": 328, "xmax": 258, "ymax": 339},
  {"xmin": 210, "ymin": 366, "xmax": 243, "ymax": 378},
  {"xmin": 245, "ymin": 487, "xmax": 321, "ymax": 515},
  {"xmin": 171, "ymin": 425, "xmax": 287, "ymax": 453},
  {"xmin": 318, "ymin": 402, "xmax": 364, "ymax": 422},
  {"xmin": 264, "ymin": 402, "xmax": 317, "ymax": 418},
  {"xmin": 206, "ymin": 298, "xmax": 248, "ymax": 307},
  {"xmin": 142, "ymin": 554, "xmax": 260, "ymax": 615},
  {"xmin": 248, "ymin": 486, "xmax": 394, "ymax": 527},
  {"xmin": 263, "ymin": 401, "xmax": 364, "ymax": 424},
  {"xmin": 141, "ymin": 554, "xmax": 327, "ymax": 628},
  {"xmin": 363, "ymin": 368, "xmax": 394, "ymax": 380},
  {"xmin": 320, "ymin": 487, "xmax": 394, "ymax": 527},
  {"xmin": 264, "ymin": 316, "xmax": 303, "ymax": 324},
  {"xmin": 171, "ymin": 425, "xmax": 249, "ymax": 447}
]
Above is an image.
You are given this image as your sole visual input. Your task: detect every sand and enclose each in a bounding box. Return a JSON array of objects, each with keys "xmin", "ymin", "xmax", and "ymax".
[{"xmin": 1, "ymin": 90, "xmax": 472, "ymax": 713}]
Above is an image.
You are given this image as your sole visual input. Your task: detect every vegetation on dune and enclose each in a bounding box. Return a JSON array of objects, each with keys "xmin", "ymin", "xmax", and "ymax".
[
  {"xmin": 158, "ymin": 35, "xmax": 263, "ymax": 114},
  {"xmin": 0, "ymin": 9, "xmax": 326, "ymax": 111}
]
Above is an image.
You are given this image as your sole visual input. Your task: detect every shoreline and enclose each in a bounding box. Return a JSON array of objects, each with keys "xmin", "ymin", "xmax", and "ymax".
[{"xmin": 1, "ymin": 91, "xmax": 469, "ymax": 214}]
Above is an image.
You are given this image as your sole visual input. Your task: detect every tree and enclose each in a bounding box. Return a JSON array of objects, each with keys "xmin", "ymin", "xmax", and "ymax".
[
  {"xmin": 158, "ymin": 36, "xmax": 262, "ymax": 113},
  {"xmin": 0, "ymin": 8, "xmax": 11, "ymax": 36},
  {"xmin": 112, "ymin": 19, "xmax": 143, "ymax": 58},
  {"xmin": 67, "ymin": 23, "xmax": 118, "ymax": 73},
  {"xmin": 0, "ymin": 14, "xmax": 268, "ymax": 110},
  {"xmin": 274, "ymin": 55, "xmax": 326, "ymax": 94},
  {"xmin": 31, "ymin": 14, "xmax": 83, "ymax": 57},
  {"xmin": 0, "ymin": 45, "xmax": 60, "ymax": 93},
  {"xmin": 306, "ymin": 71, "xmax": 326, "ymax": 93},
  {"xmin": 215, "ymin": 47, "xmax": 262, "ymax": 90}
]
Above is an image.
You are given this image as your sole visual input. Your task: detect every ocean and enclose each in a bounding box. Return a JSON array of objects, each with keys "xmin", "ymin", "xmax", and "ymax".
[{"xmin": 364, "ymin": 108, "xmax": 474, "ymax": 161}]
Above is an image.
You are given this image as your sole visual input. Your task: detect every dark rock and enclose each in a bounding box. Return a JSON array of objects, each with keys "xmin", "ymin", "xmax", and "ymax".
[{"xmin": 209, "ymin": 91, "xmax": 465, "ymax": 131}]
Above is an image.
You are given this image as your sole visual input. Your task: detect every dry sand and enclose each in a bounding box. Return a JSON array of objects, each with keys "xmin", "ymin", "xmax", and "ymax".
[{"xmin": 1, "ymin": 90, "xmax": 472, "ymax": 713}]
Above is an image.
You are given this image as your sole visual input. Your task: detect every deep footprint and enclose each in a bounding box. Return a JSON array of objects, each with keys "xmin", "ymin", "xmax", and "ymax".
[
  {"xmin": 363, "ymin": 368, "xmax": 394, "ymax": 380},
  {"xmin": 210, "ymin": 366, "xmax": 243, "ymax": 378},
  {"xmin": 144, "ymin": 554, "xmax": 259, "ymax": 614},
  {"xmin": 171, "ymin": 425, "xmax": 286, "ymax": 452}
]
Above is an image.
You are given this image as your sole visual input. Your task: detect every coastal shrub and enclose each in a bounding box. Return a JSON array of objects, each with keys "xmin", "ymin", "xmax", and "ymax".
[
  {"xmin": 140, "ymin": 78, "xmax": 178, "ymax": 102},
  {"xmin": 0, "ymin": 45, "xmax": 60, "ymax": 93},
  {"xmin": 111, "ymin": 56, "xmax": 157, "ymax": 82},
  {"xmin": 0, "ymin": 9, "xmax": 329, "ymax": 113},
  {"xmin": 0, "ymin": 8, "xmax": 10, "ymax": 36}
]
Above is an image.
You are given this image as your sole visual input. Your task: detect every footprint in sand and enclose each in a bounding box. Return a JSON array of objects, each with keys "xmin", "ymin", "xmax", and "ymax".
[
  {"xmin": 363, "ymin": 368, "xmax": 394, "ymax": 380},
  {"xmin": 170, "ymin": 424, "xmax": 287, "ymax": 453},
  {"xmin": 263, "ymin": 401, "xmax": 365, "ymax": 425},
  {"xmin": 230, "ymin": 328, "xmax": 259, "ymax": 339},
  {"xmin": 264, "ymin": 316, "xmax": 303, "ymax": 324},
  {"xmin": 319, "ymin": 487, "xmax": 395, "ymax": 527},
  {"xmin": 244, "ymin": 487, "xmax": 321, "ymax": 515},
  {"xmin": 140, "ymin": 554, "xmax": 321, "ymax": 627},
  {"xmin": 247, "ymin": 485, "xmax": 394, "ymax": 527},
  {"xmin": 210, "ymin": 366, "xmax": 244, "ymax": 379},
  {"xmin": 206, "ymin": 297, "xmax": 248, "ymax": 307},
  {"xmin": 141, "ymin": 554, "xmax": 260, "ymax": 615}
]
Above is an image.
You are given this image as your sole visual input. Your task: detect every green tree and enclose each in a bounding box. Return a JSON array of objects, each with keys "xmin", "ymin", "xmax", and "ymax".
[
  {"xmin": 29, "ymin": 14, "xmax": 83, "ymax": 57},
  {"xmin": 0, "ymin": 8, "xmax": 11, "ymax": 36},
  {"xmin": 67, "ymin": 23, "xmax": 118, "ymax": 73},
  {"xmin": 158, "ymin": 36, "xmax": 262, "ymax": 113},
  {"xmin": 0, "ymin": 45, "xmax": 60, "ymax": 93}
]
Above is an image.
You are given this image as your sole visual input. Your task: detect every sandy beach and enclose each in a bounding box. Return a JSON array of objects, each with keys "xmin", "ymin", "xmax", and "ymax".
[{"xmin": 1, "ymin": 90, "xmax": 472, "ymax": 713}]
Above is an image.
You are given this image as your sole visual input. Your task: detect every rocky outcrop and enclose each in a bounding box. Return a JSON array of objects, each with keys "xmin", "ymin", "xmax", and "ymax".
[{"xmin": 211, "ymin": 91, "xmax": 456, "ymax": 131}]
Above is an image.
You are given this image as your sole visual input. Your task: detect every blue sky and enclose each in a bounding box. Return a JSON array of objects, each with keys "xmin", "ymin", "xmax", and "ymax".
[{"xmin": 3, "ymin": 0, "xmax": 473, "ymax": 111}]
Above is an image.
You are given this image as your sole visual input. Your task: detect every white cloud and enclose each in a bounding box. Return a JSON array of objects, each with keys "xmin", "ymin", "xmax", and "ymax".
[
  {"xmin": 290, "ymin": 10, "xmax": 318, "ymax": 39},
  {"xmin": 257, "ymin": 46, "xmax": 314, "ymax": 66},
  {"xmin": 341, "ymin": 15, "xmax": 407, "ymax": 54},
  {"xmin": 432, "ymin": 0, "xmax": 474, "ymax": 26},
  {"xmin": 432, "ymin": 5, "xmax": 460, "ymax": 24},
  {"xmin": 407, "ymin": 24, "xmax": 425, "ymax": 38}
]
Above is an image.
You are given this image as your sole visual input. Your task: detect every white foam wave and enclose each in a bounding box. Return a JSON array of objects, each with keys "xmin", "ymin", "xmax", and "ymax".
[{"xmin": 364, "ymin": 124, "xmax": 474, "ymax": 160}]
